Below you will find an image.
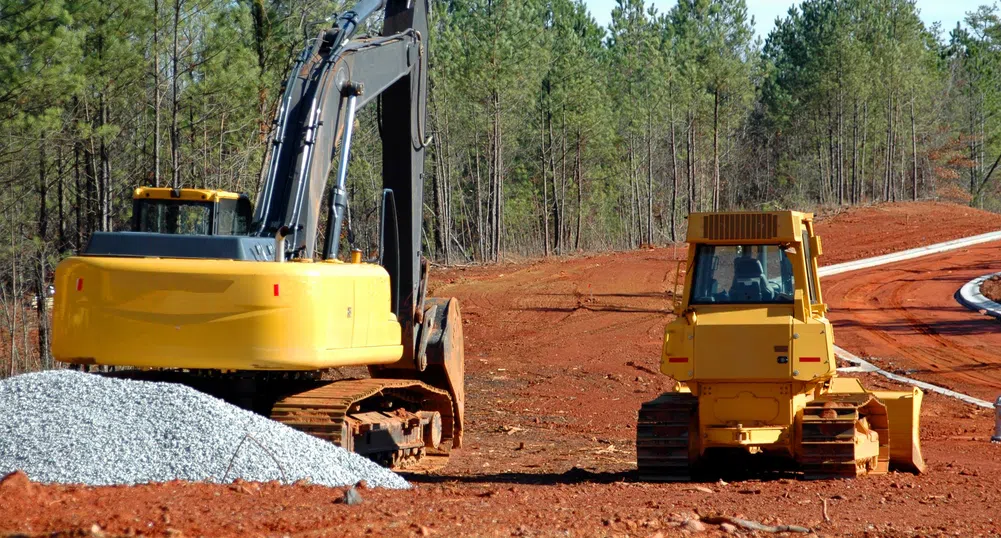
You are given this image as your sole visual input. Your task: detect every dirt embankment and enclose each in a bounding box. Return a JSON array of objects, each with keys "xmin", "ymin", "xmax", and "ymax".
[
  {"xmin": 811, "ymin": 201, "xmax": 1001, "ymax": 264},
  {"xmin": 980, "ymin": 275, "xmax": 1001, "ymax": 303},
  {"xmin": 4, "ymin": 201, "xmax": 1001, "ymax": 538}
]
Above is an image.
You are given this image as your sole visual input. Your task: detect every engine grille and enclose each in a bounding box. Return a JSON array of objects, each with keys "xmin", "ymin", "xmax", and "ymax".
[{"xmin": 703, "ymin": 213, "xmax": 779, "ymax": 240}]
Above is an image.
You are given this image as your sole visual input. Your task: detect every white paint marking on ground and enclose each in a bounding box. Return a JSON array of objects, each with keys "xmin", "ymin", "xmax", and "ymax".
[
  {"xmin": 819, "ymin": 230, "xmax": 1001, "ymax": 408},
  {"xmin": 818, "ymin": 230, "xmax": 1001, "ymax": 277},
  {"xmin": 833, "ymin": 345, "xmax": 993, "ymax": 409}
]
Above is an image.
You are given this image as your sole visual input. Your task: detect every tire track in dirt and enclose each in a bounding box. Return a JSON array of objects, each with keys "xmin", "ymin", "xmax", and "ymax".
[{"xmin": 824, "ymin": 242, "xmax": 1001, "ymax": 401}]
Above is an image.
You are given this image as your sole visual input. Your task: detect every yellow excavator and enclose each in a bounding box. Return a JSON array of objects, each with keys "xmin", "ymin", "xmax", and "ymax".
[
  {"xmin": 638, "ymin": 211, "xmax": 924, "ymax": 480},
  {"xmin": 51, "ymin": 0, "xmax": 464, "ymax": 469}
]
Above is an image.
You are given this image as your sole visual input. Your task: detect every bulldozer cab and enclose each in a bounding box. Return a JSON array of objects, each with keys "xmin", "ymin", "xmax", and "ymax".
[
  {"xmin": 678, "ymin": 212, "xmax": 827, "ymax": 321},
  {"xmin": 664, "ymin": 211, "xmax": 834, "ymax": 384},
  {"xmin": 689, "ymin": 244, "xmax": 796, "ymax": 305},
  {"xmin": 131, "ymin": 187, "xmax": 252, "ymax": 236}
]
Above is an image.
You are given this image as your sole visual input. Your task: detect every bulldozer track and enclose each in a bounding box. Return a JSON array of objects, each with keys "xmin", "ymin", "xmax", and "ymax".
[
  {"xmin": 270, "ymin": 378, "xmax": 456, "ymax": 470},
  {"xmin": 799, "ymin": 394, "xmax": 889, "ymax": 479},
  {"xmin": 636, "ymin": 392, "xmax": 698, "ymax": 482}
]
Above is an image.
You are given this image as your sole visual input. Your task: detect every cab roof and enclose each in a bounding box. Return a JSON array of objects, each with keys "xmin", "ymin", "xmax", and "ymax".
[{"xmin": 133, "ymin": 187, "xmax": 242, "ymax": 202}]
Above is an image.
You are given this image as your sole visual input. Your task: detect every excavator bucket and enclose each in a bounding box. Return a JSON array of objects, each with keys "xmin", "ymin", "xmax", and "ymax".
[
  {"xmin": 422, "ymin": 297, "xmax": 465, "ymax": 449},
  {"xmin": 873, "ymin": 388, "xmax": 926, "ymax": 473},
  {"xmin": 370, "ymin": 296, "xmax": 465, "ymax": 450}
]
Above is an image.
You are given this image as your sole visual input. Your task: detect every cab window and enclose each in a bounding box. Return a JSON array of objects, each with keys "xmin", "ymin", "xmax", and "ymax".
[
  {"xmin": 690, "ymin": 244, "xmax": 795, "ymax": 304},
  {"xmin": 216, "ymin": 198, "xmax": 251, "ymax": 235},
  {"xmin": 801, "ymin": 227, "xmax": 819, "ymax": 304},
  {"xmin": 136, "ymin": 200, "xmax": 212, "ymax": 235}
]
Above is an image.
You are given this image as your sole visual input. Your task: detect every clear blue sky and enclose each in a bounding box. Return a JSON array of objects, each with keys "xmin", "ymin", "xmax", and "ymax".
[{"xmin": 584, "ymin": 0, "xmax": 985, "ymax": 41}]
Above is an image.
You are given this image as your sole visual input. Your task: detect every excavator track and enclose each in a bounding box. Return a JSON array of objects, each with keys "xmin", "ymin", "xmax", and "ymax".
[
  {"xmin": 636, "ymin": 392, "xmax": 699, "ymax": 482},
  {"xmin": 270, "ymin": 378, "xmax": 456, "ymax": 471},
  {"xmin": 799, "ymin": 394, "xmax": 889, "ymax": 479}
]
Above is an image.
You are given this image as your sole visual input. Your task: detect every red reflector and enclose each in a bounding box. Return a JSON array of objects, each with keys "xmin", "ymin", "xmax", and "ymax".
[
  {"xmin": 76, "ymin": 278, "xmax": 83, "ymax": 291},
  {"xmin": 800, "ymin": 357, "xmax": 822, "ymax": 363},
  {"xmin": 273, "ymin": 284, "xmax": 279, "ymax": 297},
  {"xmin": 668, "ymin": 357, "xmax": 688, "ymax": 363}
]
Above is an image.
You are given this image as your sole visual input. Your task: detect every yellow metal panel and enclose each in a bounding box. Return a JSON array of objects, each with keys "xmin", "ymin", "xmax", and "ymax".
[
  {"xmin": 51, "ymin": 256, "xmax": 402, "ymax": 370},
  {"xmin": 690, "ymin": 306, "xmax": 793, "ymax": 380},
  {"xmin": 791, "ymin": 317, "xmax": 835, "ymax": 381},
  {"xmin": 134, "ymin": 185, "xmax": 241, "ymax": 200},
  {"xmin": 699, "ymin": 383, "xmax": 795, "ymax": 428},
  {"xmin": 704, "ymin": 425, "xmax": 788, "ymax": 446},
  {"xmin": 828, "ymin": 377, "xmax": 867, "ymax": 393},
  {"xmin": 660, "ymin": 318, "xmax": 695, "ymax": 380},
  {"xmin": 712, "ymin": 390, "xmax": 780, "ymax": 423}
]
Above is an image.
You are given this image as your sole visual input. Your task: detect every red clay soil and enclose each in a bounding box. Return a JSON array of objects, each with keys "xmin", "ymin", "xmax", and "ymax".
[
  {"xmin": 980, "ymin": 275, "xmax": 1001, "ymax": 303},
  {"xmin": 811, "ymin": 201, "xmax": 1001, "ymax": 264},
  {"xmin": 4, "ymin": 201, "xmax": 1001, "ymax": 537},
  {"xmin": 823, "ymin": 239, "xmax": 1001, "ymax": 402}
]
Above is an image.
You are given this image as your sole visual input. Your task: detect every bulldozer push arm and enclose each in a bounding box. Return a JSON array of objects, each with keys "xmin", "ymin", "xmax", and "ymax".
[{"xmin": 52, "ymin": 0, "xmax": 464, "ymax": 467}]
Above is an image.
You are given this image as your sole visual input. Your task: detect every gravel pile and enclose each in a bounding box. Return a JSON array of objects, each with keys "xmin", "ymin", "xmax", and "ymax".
[{"xmin": 0, "ymin": 370, "xmax": 409, "ymax": 489}]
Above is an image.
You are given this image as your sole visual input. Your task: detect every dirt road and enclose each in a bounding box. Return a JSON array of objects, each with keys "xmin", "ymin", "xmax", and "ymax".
[
  {"xmin": 4, "ymin": 202, "xmax": 1001, "ymax": 537},
  {"xmin": 824, "ymin": 240, "xmax": 1001, "ymax": 402}
]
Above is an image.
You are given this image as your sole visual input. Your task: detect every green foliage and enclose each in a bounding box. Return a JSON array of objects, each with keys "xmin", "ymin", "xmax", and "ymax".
[{"xmin": 0, "ymin": 0, "xmax": 998, "ymax": 270}]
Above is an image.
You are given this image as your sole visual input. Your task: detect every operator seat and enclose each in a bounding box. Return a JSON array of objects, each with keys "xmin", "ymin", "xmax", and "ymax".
[{"xmin": 730, "ymin": 257, "xmax": 770, "ymax": 302}]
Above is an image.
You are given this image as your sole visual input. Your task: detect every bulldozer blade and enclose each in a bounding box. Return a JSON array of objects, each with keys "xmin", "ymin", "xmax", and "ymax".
[{"xmin": 872, "ymin": 388, "xmax": 926, "ymax": 473}]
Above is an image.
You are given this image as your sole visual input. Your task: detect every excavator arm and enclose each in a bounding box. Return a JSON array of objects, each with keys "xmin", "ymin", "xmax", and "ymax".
[
  {"xmin": 252, "ymin": 0, "xmax": 460, "ymax": 435},
  {"xmin": 255, "ymin": 0, "xmax": 428, "ymax": 339}
]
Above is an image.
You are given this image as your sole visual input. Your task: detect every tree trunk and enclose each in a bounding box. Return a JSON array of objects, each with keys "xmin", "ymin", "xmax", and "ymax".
[
  {"xmin": 57, "ymin": 146, "xmax": 66, "ymax": 252},
  {"xmin": 670, "ymin": 100, "xmax": 679, "ymax": 242},
  {"xmin": 171, "ymin": 0, "xmax": 182, "ymax": 189},
  {"xmin": 712, "ymin": 89, "xmax": 720, "ymax": 211},
  {"xmin": 883, "ymin": 92, "xmax": 893, "ymax": 202},
  {"xmin": 74, "ymin": 141, "xmax": 82, "ymax": 253},
  {"xmin": 99, "ymin": 93, "xmax": 111, "ymax": 232},
  {"xmin": 153, "ymin": 0, "xmax": 161, "ymax": 187},
  {"xmin": 548, "ymin": 111, "xmax": 559, "ymax": 255},
  {"xmin": 474, "ymin": 131, "xmax": 484, "ymax": 262},
  {"xmin": 647, "ymin": 109, "xmax": 654, "ymax": 246},
  {"xmin": 574, "ymin": 128, "xmax": 582, "ymax": 251},
  {"xmin": 627, "ymin": 141, "xmax": 635, "ymax": 248},
  {"xmin": 910, "ymin": 97, "xmax": 918, "ymax": 201},
  {"xmin": 493, "ymin": 92, "xmax": 502, "ymax": 262},
  {"xmin": 851, "ymin": 98, "xmax": 858, "ymax": 205},
  {"xmin": 36, "ymin": 134, "xmax": 50, "ymax": 369},
  {"xmin": 688, "ymin": 112, "xmax": 696, "ymax": 213},
  {"xmin": 541, "ymin": 110, "xmax": 550, "ymax": 256},
  {"xmin": 431, "ymin": 113, "xmax": 447, "ymax": 260},
  {"xmin": 559, "ymin": 109, "xmax": 567, "ymax": 254},
  {"xmin": 838, "ymin": 89, "xmax": 845, "ymax": 206}
]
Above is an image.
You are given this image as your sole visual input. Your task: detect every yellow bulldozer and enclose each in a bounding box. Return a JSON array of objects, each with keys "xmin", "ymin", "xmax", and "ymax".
[{"xmin": 638, "ymin": 210, "xmax": 925, "ymax": 480}]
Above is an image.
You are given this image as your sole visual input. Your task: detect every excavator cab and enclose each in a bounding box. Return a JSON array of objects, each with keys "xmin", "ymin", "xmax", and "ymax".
[
  {"xmin": 637, "ymin": 211, "xmax": 924, "ymax": 481},
  {"xmin": 131, "ymin": 187, "xmax": 252, "ymax": 236}
]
